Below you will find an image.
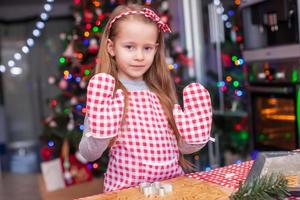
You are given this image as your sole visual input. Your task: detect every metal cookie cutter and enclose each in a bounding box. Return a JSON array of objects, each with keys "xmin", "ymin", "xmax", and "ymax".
[{"xmin": 139, "ymin": 181, "xmax": 173, "ymax": 197}]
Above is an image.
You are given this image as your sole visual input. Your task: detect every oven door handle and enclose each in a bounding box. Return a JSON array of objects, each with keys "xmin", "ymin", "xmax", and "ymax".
[{"xmin": 247, "ymin": 86, "xmax": 293, "ymax": 94}]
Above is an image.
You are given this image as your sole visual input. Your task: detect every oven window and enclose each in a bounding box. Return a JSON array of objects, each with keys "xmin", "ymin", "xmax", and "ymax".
[{"xmin": 254, "ymin": 96, "xmax": 296, "ymax": 150}]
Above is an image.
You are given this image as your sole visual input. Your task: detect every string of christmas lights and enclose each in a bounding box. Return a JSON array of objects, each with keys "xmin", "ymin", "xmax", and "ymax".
[{"xmin": 0, "ymin": 0, "xmax": 55, "ymax": 76}]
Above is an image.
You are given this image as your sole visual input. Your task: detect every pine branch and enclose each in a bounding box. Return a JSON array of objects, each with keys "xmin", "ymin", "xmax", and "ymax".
[{"xmin": 230, "ymin": 173, "xmax": 290, "ymax": 200}]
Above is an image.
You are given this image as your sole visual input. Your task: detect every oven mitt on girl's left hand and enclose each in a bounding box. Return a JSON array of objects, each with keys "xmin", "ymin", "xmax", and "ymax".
[
  {"xmin": 173, "ymin": 83, "xmax": 213, "ymax": 145},
  {"xmin": 86, "ymin": 73, "xmax": 124, "ymax": 138}
]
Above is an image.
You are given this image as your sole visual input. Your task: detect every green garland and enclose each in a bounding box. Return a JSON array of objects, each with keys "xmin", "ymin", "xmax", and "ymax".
[{"xmin": 230, "ymin": 173, "xmax": 290, "ymax": 200}]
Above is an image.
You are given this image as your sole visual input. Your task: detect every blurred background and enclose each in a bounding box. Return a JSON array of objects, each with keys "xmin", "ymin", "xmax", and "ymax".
[{"xmin": 0, "ymin": 0, "xmax": 299, "ymax": 199}]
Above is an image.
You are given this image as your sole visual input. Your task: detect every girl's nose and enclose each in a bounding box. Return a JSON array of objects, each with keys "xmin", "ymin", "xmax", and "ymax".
[{"xmin": 135, "ymin": 49, "xmax": 144, "ymax": 60}]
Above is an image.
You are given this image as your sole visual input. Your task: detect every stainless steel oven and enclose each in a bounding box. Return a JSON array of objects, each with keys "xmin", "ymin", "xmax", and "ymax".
[
  {"xmin": 247, "ymin": 59, "xmax": 300, "ymax": 150},
  {"xmin": 241, "ymin": 0, "xmax": 300, "ymax": 150}
]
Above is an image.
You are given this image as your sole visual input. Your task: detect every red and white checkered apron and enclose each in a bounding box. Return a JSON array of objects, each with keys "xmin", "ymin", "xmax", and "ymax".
[
  {"xmin": 86, "ymin": 73, "xmax": 212, "ymax": 192},
  {"xmin": 104, "ymin": 90, "xmax": 184, "ymax": 192}
]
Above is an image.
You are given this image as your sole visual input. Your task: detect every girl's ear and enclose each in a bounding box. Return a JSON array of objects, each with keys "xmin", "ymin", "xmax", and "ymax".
[{"xmin": 107, "ymin": 39, "xmax": 115, "ymax": 57}]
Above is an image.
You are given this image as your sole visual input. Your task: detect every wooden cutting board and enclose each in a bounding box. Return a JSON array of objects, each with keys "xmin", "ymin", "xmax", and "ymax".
[{"xmin": 80, "ymin": 176, "xmax": 234, "ymax": 200}]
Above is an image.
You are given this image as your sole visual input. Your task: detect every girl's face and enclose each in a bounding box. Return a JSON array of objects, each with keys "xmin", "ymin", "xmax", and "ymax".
[{"xmin": 107, "ymin": 19, "xmax": 158, "ymax": 81}]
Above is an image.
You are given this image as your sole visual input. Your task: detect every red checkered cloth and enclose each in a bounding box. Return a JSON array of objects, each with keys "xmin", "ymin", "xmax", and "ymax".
[
  {"xmin": 86, "ymin": 73, "xmax": 124, "ymax": 138},
  {"xmin": 173, "ymin": 83, "xmax": 212, "ymax": 144},
  {"xmin": 186, "ymin": 161, "xmax": 299, "ymax": 199},
  {"xmin": 186, "ymin": 161, "xmax": 254, "ymax": 189}
]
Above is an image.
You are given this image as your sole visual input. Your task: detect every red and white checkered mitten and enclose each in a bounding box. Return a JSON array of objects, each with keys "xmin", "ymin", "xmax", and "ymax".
[
  {"xmin": 173, "ymin": 83, "xmax": 213, "ymax": 144},
  {"xmin": 86, "ymin": 73, "xmax": 124, "ymax": 138}
]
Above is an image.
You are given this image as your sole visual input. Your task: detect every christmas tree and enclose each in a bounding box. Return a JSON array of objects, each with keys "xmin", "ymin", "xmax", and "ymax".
[
  {"xmin": 40, "ymin": 0, "xmax": 196, "ymax": 185},
  {"xmin": 40, "ymin": 0, "xmax": 122, "ymax": 185}
]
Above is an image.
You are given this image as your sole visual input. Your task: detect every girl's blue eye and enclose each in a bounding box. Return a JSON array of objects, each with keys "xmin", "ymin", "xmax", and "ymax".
[
  {"xmin": 125, "ymin": 45, "xmax": 134, "ymax": 50},
  {"xmin": 144, "ymin": 47, "xmax": 154, "ymax": 51}
]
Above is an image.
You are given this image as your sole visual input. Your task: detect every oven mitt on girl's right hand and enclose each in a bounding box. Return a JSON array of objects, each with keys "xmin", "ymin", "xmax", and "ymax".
[
  {"xmin": 173, "ymin": 83, "xmax": 213, "ymax": 145},
  {"xmin": 86, "ymin": 73, "xmax": 124, "ymax": 138}
]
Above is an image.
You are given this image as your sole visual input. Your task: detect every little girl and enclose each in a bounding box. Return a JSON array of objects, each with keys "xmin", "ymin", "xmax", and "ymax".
[{"xmin": 79, "ymin": 4, "xmax": 213, "ymax": 192}]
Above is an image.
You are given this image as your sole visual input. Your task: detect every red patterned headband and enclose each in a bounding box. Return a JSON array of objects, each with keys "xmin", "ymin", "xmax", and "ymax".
[{"xmin": 108, "ymin": 8, "xmax": 171, "ymax": 33}]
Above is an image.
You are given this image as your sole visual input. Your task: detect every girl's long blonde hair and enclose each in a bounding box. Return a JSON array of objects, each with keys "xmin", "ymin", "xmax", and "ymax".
[{"xmin": 95, "ymin": 4, "xmax": 194, "ymax": 170}]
